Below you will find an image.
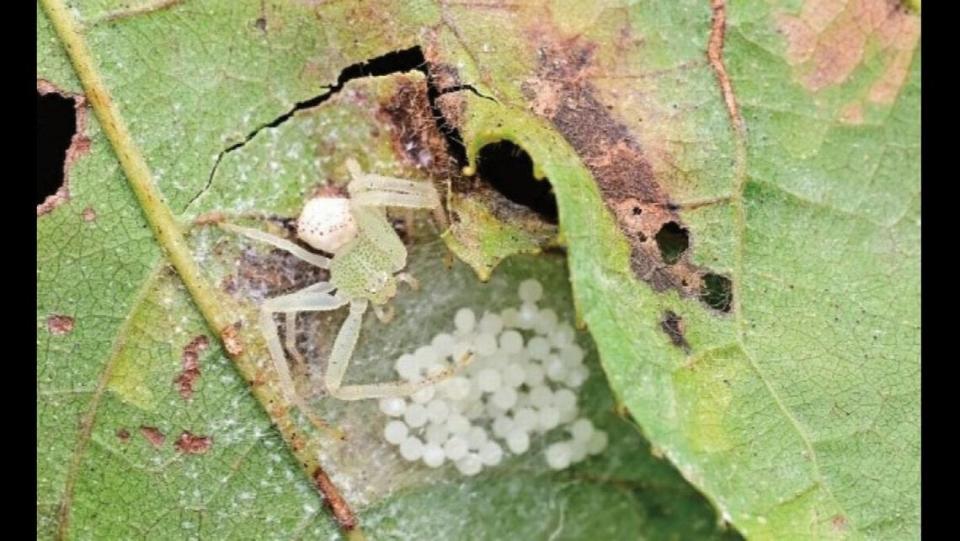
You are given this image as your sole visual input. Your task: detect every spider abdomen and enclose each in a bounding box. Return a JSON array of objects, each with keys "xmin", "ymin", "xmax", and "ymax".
[{"xmin": 296, "ymin": 197, "xmax": 357, "ymax": 254}]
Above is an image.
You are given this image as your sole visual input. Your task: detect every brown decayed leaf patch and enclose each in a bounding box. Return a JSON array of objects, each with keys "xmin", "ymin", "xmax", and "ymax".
[
  {"xmin": 776, "ymin": 0, "xmax": 919, "ymax": 122},
  {"xmin": 376, "ymin": 78, "xmax": 460, "ymax": 177},
  {"xmin": 221, "ymin": 243, "xmax": 335, "ymax": 385},
  {"xmin": 520, "ymin": 32, "xmax": 715, "ymax": 301},
  {"xmin": 227, "ymin": 246, "xmax": 328, "ymax": 300},
  {"xmin": 378, "ymin": 69, "xmax": 554, "ymax": 245}
]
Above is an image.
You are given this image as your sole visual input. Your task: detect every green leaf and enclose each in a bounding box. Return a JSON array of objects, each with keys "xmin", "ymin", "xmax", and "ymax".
[
  {"xmin": 39, "ymin": 0, "xmax": 920, "ymax": 538},
  {"xmin": 429, "ymin": 1, "xmax": 920, "ymax": 539},
  {"xmin": 38, "ymin": 1, "xmax": 743, "ymax": 539}
]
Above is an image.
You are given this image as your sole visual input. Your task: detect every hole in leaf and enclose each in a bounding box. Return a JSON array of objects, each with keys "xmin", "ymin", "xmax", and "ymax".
[
  {"xmin": 37, "ymin": 91, "xmax": 76, "ymax": 205},
  {"xmin": 476, "ymin": 141, "xmax": 558, "ymax": 223},
  {"xmin": 655, "ymin": 221, "xmax": 689, "ymax": 264},
  {"xmin": 336, "ymin": 47, "xmax": 426, "ymax": 87},
  {"xmin": 198, "ymin": 46, "xmax": 472, "ymax": 208},
  {"xmin": 262, "ymin": 47, "xmax": 428, "ymax": 132},
  {"xmin": 699, "ymin": 273, "xmax": 732, "ymax": 312}
]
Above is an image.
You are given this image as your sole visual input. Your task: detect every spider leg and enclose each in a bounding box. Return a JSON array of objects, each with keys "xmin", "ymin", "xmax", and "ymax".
[
  {"xmin": 325, "ymin": 298, "xmax": 476, "ymax": 400},
  {"xmin": 284, "ymin": 312, "xmax": 308, "ymax": 375},
  {"xmin": 262, "ymin": 282, "xmax": 343, "ymax": 312},
  {"xmin": 221, "ymin": 222, "xmax": 331, "ymax": 269},
  {"xmin": 332, "ymin": 348, "xmax": 476, "ymax": 401},
  {"xmin": 349, "ymin": 189, "xmax": 441, "ymax": 210},
  {"xmin": 259, "ymin": 282, "xmax": 347, "ymax": 439},
  {"xmin": 345, "ymin": 159, "xmax": 441, "ymax": 210},
  {"xmin": 371, "ymin": 303, "xmax": 395, "ymax": 324},
  {"xmin": 395, "ymin": 272, "xmax": 420, "ymax": 291}
]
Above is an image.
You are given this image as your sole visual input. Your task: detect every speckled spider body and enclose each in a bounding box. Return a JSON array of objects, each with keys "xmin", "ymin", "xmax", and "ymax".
[{"xmin": 220, "ymin": 160, "xmax": 470, "ymax": 413}]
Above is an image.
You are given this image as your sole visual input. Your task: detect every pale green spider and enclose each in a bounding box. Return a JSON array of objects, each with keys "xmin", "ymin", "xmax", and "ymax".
[{"xmin": 218, "ymin": 159, "xmax": 473, "ymax": 421}]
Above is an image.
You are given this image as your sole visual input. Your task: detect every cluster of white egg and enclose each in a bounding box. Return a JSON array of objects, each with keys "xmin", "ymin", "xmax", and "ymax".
[{"xmin": 378, "ymin": 279, "xmax": 608, "ymax": 476}]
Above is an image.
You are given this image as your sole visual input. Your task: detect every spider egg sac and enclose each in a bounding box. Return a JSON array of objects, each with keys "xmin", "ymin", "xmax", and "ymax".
[{"xmin": 378, "ymin": 277, "xmax": 609, "ymax": 475}]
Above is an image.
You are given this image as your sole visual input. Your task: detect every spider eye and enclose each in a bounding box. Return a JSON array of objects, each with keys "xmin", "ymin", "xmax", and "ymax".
[{"xmin": 367, "ymin": 273, "xmax": 390, "ymax": 294}]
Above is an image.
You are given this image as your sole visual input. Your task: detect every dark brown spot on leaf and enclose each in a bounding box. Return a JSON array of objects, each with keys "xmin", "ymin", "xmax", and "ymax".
[
  {"xmin": 660, "ymin": 310, "xmax": 691, "ymax": 352},
  {"xmin": 174, "ymin": 335, "xmax": 209, "ymax": 400},
  {"xmin": 46, "ymin": 315, "xmax": 74, "ymax": 336},
  {"xmin": 174, "ymin": 431, "xmax": 213, "ymax": 454},
  {"xmin": 139, "ymin": 426, "xmax": 166, "ymax": 448},
  {"xmin": 220, "ymin": 323, "xmax": 244, "ymax": 357},
  {"xmin": 116, "ymin": 428, "xmax": 131, "ymax": 442}
]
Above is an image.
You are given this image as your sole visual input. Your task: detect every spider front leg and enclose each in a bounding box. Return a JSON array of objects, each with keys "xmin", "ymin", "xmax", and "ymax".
[
  {"xmin": 220, "ymin": 222, "xmax": 331, "ymax": 269},
  {"xmin": 325, "ymin": 299, "xmax": 476, "ymax": 400},
  {"xmin": 190, "ymin": 212, "xmax": 332, "ymax": 268},
  {"xmin": 346, "ymin": 159, "xmax": 442, "ymax": 210}
]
